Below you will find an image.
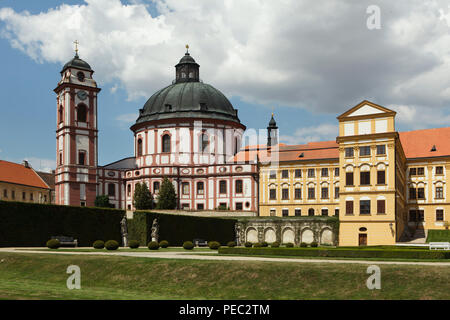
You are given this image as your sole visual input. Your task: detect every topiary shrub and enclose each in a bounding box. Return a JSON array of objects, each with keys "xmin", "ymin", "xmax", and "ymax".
[
  {"xmin": 159, "ymin": 240, "xmax": 169, "ymax": 248},
  {"xmin": 261, "ymin": 241, "xmax": 269, "ymax": 247},
  {"xmin": 183, "ymin": 241, "xmax": 194, "ymax": 250},
  {"xmin": 227, "ymin": 241, "xmax": 236, "ymax": 248},
  {"xmin": 46, "ymin": 239, "xmax": 60, "ymax": 249},
  {"xmin": 208, "ymin": 241, "xmax": 221, "ymax": 250},
  {"xmin": 147, "ymin": 241, "xmax": 159, "ymax": 250},
  {"xmin": 271, "ymin": 241, "xmax": 280, "ymax": 248},
  {"xmin": 105, "ymin": 240, "xmax": 119, "ymax": 250},
  {"xmin": 244, "ymin": 242, "xmax": 253, "ymax": 248},
  {"xmin": 93, "ymin": 240, "xmax": 105, "ymax": 249},
  {"xmin": 310, "ymin": 242, "xmax": 318, "ymax": 247},
  {"xmin": 300, "ymin": 242, "xmax": 307, "ymax": 247},
  {"xmin": 285, "ymin": 242, "xmax": 294, "ymax": 248},
  {"xmin": 253, "ymin": 242, "xmax": 262, "ymax": 248},
  {"xmin": 128, "ymin": 240, "xmax": 139, "ymax": 249}
]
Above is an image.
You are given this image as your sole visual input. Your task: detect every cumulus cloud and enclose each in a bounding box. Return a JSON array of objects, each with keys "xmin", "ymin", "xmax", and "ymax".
[
  {"xmin": 394, "ymin": 104, "xmax": 450, "ymax": 130},
  {"xmin": 116, "ymin": 112, "xmax": 139, "ymax": 128},
  {"xmin": 23, "ymin": 157, "xmax": 56, "ymax": 173},
  {"xmin": 280, "ymin": 124, "xmax": 338, "ymax": 145},
  {"xmin": 0, "ymin": 0, "xmax": 449, "ymax": 116}
]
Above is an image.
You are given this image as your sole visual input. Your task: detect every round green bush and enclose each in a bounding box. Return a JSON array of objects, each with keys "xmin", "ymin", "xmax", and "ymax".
[
  {"xmin": 227, "ymin": 241, "xmax": 236, "ymax": 248},
  {"xmin": 261, "ymin": 241, "xmax": 269, "ymax": 247},
  {"xmin": 244, "ymin": 242, "xmax": 252, "ymax": 248},
  {"xmin": 183, "ymin": 241, "xmax": 194, "ymax": 250},
  {"xmin": 300, "ymin": 242, "xmax": 308, "ymax": 247},
  {"xmin": 253, "ymin": 242, "xmax": 262, "ymax": 248},
  {"xmin": 285, "ymin": 242, "xmax": 294, "ymax": 248},
  {"xmin": 128, "ymin": 240, "xmax": 139, "ymax": 249},
  {"xmin": 271, "ymin": 241, "xmax": 280, "ymax": 248},
  {"xmin": 105, "ymin": 240, "xmax": 119, "ymax": 250},
  {"xmin": 310, "ymin": 242, "xmax": 318, "ymax": 247},
  {"xmin": 208, "ymin": 241, "xmax": 221, "ymax": 250},
  {"xmin": 93, "ymin": 240, "xmax": 105, "ymax": 249},
  {"xmin": 46, "ymin": 239, "xmax": 60, "ymax": 249},
  {"xmin": 147, "ymin": 241, "xmax": 160, "ymax": 250},
  {"xmin": 159, "ymin": 240, "xmax": 169, "ymax": 248}
]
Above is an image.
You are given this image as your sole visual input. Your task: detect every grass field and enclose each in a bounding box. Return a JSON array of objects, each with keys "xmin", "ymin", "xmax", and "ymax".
[{"xmin": 0, "ymin": 252, "xmax": 449, "ymax": 299}]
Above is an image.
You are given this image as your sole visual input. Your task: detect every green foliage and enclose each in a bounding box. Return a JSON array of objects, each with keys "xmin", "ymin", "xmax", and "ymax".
[
  {"xmin": 300, "ymin": 242, "xmax": 307, "ymax": 247},
  {"xmin": 227, "ymin": 241, "xmax": 236, "ymax": 248},
  {"xmin": 159, "ymin": 240, "xmax": 169, "ymax": 248},
  {"xmin": 105, "ymin": 240, "xmax": 119, "ymax": 250},
  {"xmin": 0, "ymin": 200, "xmax": 124, "ymax": 247},
  {"xmin": 285, "ymin": 243, "xmax": 294, "ymax": 248},
  {"xmin": 208, "ymin": 241, "xmax": 221, "ymax": 250},
  {"xmin": 310, "ymin": 242, "xmax": 318, "ymax": 247},
  {"xmin": 426, "ymin": 230, "xmax": 450, "ymax": 242},
  {"xmin": 128, "ymin": 240, "xmax": 140, "ymax": 249},
  {"xmin": 147, "ymin": 241, "xmax": 159, "ymax": 250},
  {"xmin": 46, "ymin": 239, "xmax": 60, "ymax": 249},
  {"xmin": 133, "ymin": 182, "xmax": 154, "ymax": 210},
  {"xmin": 219, "ymin": 247, "xmax": 450, "ymax": 260},
  {"xmin": 271, "ymin": 241, "xmax": 280, "ymax": 248},
  {"xmin": 94, "ymin": 195, "xmax": 113, "ymax": 208},
  {"xmin": 244, "ymin": 242, "xmax": 253, "ymax": 248},
  {"xmin": 183, "ymin": 241, "xmax": 194, "ymax": 250},
  {"xmin": 127, "ymin": 211, "xmax": 236, "ymax": 246},
  {"xmin": 156, "ymin": 178, "xmax": 177, "ymax": 209},
  {"xmin": 261, "ymin": 241, "xmax": 269, "ymax": 247},
  {"xmin": 93, "ymin": 240, "xmax": 105, "ymax": 249},
  {"xmin": 253, "ymin": 242, "xmax": 262, "ymax": 248}
]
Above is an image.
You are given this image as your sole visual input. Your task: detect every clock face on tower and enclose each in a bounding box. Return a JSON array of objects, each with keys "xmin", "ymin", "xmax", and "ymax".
[{"xmin": 77, "ymin": 90, "xmax": 88, "ymax": 100}]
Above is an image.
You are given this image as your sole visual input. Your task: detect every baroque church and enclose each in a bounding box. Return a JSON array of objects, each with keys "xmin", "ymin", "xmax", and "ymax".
[{"xmin": 54, "ymin": 47, "xmax": 262, "ymax": 211}]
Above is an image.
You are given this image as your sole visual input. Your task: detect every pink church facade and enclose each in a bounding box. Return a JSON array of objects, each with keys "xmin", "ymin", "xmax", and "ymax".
[{"xmin": 55, "ymin": 49, "xmax": 259, "ymax": 212}]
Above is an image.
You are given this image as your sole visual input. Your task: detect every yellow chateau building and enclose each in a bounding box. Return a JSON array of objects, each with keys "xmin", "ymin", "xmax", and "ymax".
[{"xmin": 236, "ymin": 101, "xmax": 450, "ymax": 246}]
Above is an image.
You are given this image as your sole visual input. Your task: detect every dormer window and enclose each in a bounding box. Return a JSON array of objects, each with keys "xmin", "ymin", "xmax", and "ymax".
[
  {"xmin": 200, "ymin": 103, "xmax": 207, "ymax": 111},
  {"xmin": 165, "ymin": 104, "xmax": 172, "ymax": 112},
  {"xmin": 77, "ymin": 71, "xmax": 85, "ymax": 82},
  {"xmin": 430, "ymin": 145, "xmax": 437, "ymax": 152}
]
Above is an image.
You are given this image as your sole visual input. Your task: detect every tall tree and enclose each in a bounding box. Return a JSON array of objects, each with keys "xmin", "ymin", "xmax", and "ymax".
[
  {"xmin": 133, "ymin": 182, "xmax": 154, "ymax": 210},
  {"xmin": 156, "ymin": 177, "xmax": 177, "ymax": 209},
  {"xmin": 94, "ymin": 195, "xmax": 113, "ymax": 208}
]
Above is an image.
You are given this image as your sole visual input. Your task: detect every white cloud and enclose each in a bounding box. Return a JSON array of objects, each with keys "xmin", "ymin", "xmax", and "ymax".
[
  {"xmin": 394, "ymin": 104, "xmax": 450, "ymax": 130},
  {"xmin": 116, "ymin": 112, "xmax": 139, "ymax": 127},
  {"xmin": 280, "ymin": 124, "xmax": 338, "ymax": 145},
  {"xmin": 23, "ymin": 157, "xmax": 56, "ymax": 173},
  {"xmin": 0, "ymin": 0, "xmax": 449, "ymax": 118}
]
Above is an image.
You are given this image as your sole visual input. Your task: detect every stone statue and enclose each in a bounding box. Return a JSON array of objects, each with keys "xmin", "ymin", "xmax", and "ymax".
[
  {"xmin": 235, "ymin": 223, "xmax": 241, "ymax": 246},
  {"xmin": 120, "ymin": 216, "xmax": 128, "ymax": 247},
  {"xmin": 151, "ymin": 218, "xmax": 159, "ymax": 242}
]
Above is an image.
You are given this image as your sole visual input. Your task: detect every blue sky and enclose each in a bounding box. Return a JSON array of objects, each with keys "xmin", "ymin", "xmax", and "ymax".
[{"xmin": 0, "ymin": 0, "xmax": 449, "ymax": 172}]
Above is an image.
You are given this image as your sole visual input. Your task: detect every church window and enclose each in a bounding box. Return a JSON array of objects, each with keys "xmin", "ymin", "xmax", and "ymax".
[
  {"xmin": 200, "ymin": 133, "xmax": 209, "ymax": 152},
  {"xmin": 59, "ymin": 153, "xmax": 63, "ymax": 165},
  {"xmin": 78, "ymin": 151, "xmax": 86, "ymax": 165},
  {"xmin": 182, "ymin": 182, "xmax": 190, "ymax": 195},
  {"xmin": 181, "ymin": 73, "xmax": 186, "ymax": 78},
  {"xmin": 189, "ymin": 72, "xmax": 193, "ymax": 78},
  {"xmin": 58, "ymin": 106, "xmax": 63, "ymax": 124},
  {"xmin": 235, "ymin": 180, "xmax": 243, "ymax": 194},
  {"xmin": 108, "ymin": 184, "xmax": 115, "ymax": 197},
  {"xmin": 127, "ymin": 184, "xmax": 131, "ymax": 197},
  {"xmin": 219, "ymin": 180, "xmax": 227, "ymax": 194},
  {"xmin": 197, "ymin": 182, "xmax": 204, "ymax": 195},
  {"xmin": 153, "ymin": 181, "xmax": 160, "ymax": 193},
  {"xmin": 137, "ymin": 138, "xmax": 143, "ymax": 157},
  {"xmin": 162, "ymin": 134, "xmax": 171, "ymax": 153},
  {"xmin": 77, "ymin": 72, "xmax": 85, "ymax": 82},
  {"xmin": 77, "ymin": 104, "xmax": 87, "ymax": 122}
]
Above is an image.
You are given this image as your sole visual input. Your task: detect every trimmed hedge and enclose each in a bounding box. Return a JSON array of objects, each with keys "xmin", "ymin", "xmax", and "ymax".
[
  {"xmin": 0, "ymin": 200, "xmax": 124, "ymax": 247},
  {"xmin": 218, "ymin": 247, "xmax": 450, "ymax": 260},
  {"xmin": 183, "ymin": 241, "xmax": 194, "ymax": 250},
  {"xmin": 46, "ymin": 239, "xmax": 60, "ymax": 249},
  {"xmin": 105, "ymin": 240, "xmax": 119, "ymax": 250},
  {"xmin": 127, "ymin": 211, "xmax": 237, "ymax": 246},
  {"xmin": 148, "ymin": 241, "xmax": 159, "ymax": 250},
  {"xmin": 128, "ymin": 240, "xmax": 140, "ymax": 249},
  {"xmin": 426, "ymin": 230, "xmax": 450, "ymax": 242},
  {"xmin": 159, "ymin": 240, "xmax": 169, "ymax": 248},
  {"xmin": 93, "ymin": 240, "xmax": 105, "ymax": 249}
]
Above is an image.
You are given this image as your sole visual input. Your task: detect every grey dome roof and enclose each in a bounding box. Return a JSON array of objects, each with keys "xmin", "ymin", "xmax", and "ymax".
[
  {"xmin": 61, "ymin": 54, "xmax": 92, "ymax": 73},
  {"xmin": 134, "ymin": 81, "xmax": 242, "ymax": 125}
]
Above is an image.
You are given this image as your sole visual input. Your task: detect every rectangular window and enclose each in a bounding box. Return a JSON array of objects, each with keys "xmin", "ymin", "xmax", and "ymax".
[
  {"xmin": 409, "ymin": 210, "xmax": 417, "ymax": 222},
  {"xmin": 359, "ymin": 146, "xmax": 371, "ymax": 157},
  {"xmin": 321, "ymin": 209, "xmax": 328, "ymax": 216},
  {"xmin": 30, "ymin": 193, "xmax": 33, "ymax": 201},
  {"xmin": 417, "ymin": 187, "xmax": 425, "ymax": 199},
  {"xmin": 269, "ymin": 171, "xmax": 276, "ymax": 179},
  {"xmin": 197, "ymin": 203, "xmax": 204, "ymax": 210},
  {"xmin": 436, "ymin": 166, "xmax": 444, "ymax": 175},
  {"xmin": 270, "ymin": 209, "xmax": 276, "ymax": 217},
  {"xmin": 418, "ymin": 210, "xmax": 424, "ymax": 222},
  {"xmin": 11, "ymin": 191, "xmax": 15, "ymax": 200},
  {"xmin": 3, "ymin": 189, "xmax": 7, "ymax": 198},
  {"xmin": 360, "ymin": 200, "xmax": 371, "ymax": 215},
  {"xmin": 269, "ymin": 189, "xmax": 276, "ymax": 200},
  {"xmin": 417, "ymin": 167, "xmax": 425, "ymax": 176},
  {"xmin": 281, "ymin": 170, "xmax": 289, "ymax": 179},
  {"xmin": 295, "ymin": 209, "xmax": 301, "ymax": 216},
  {"xmin": 409, "ymin": 188, "xmax": 417, "ymax": 200},
  {"xmin": 436, "ymin": 186, "xmax": 443, "ymax": 199},
  {"xmin": 78, "ymin": 151, "xmax": 86, "ymax": 165},
  {"xmin": 436, "ymin": 209, "xmax": 444, "ymax": 221},
  {"xmin": 321, "ymin": 187, "xmax": 329, "ymax": 199},
  {"xmin": 335, "ymin": 186, "xmax": 339, "ymax": 199},
  {"xmin": 294, "ymin": 169, "xmax": 302, "ymax": 178},
  {"xmin": 345, "ymin": 147, "xmax": 354, "ymax": 157},
  {"xmin": 409, "ymin": 168, "xmax": 417, "ymax": 176},
  {"xmin": 307, "ymin": 169, "xmax": 315, "ymax": 178},
  {"xmin": 219, "ymin": 181, "xmax": 227, "ymax": 194},
  {"xmin": 153, "ymin": 181, "xmax": 160, "ymax": 192},
  {"xmin": 334, "ymin": 168, "xmax": 339, "ymax": 177},
  {"xmin": 22, "ymin": 192, "xmax": 26, "ymax": 200},
  {"xmin": 235, "ymin": 180, "xmax": 243, "ymax": 194},
  {"xmin": 182, "ymin": 182, "xmax": 190, "ymax": 195},
  {"xmin": 346, "ymin": 172, "xmax": 354, "ymax": 186},
  {"xmin": 346, "ymin": 201, "xmax": 354, "ymax": 215},
  {"xmin": 377, "ymin": 200, "xmax": 385, "ymax": 214},
  {"xmin": 235, "ymin": 202, "xmax": 243, "ymax": 210},
  {"xmin": 321, "ymin": 168, "xmax": 328, "ymax": 177},
  {"xmin": 377, "ymin": 170, "xmax": 385, "ymax": 184},
  {"xmin": 308, "ymin": 187, "xmax": 315, "ymax": 199},
  {"xmin": 376, "ymin": 145, "xmax": 386, "ymax": 155},
  {"xmin": 334, "ymin": 208, "xmax": 339, "ymax": 216},
  {"xmin": 282, "ymin": 188, "xmax": 289, "ymax": 200},
  {"xmin": 360, "ymin": 172, "xmax": 370, "ymax": 185},
  {"xmin": 197, "ymin": 182, "xmax": 204, "ymax": 195},
  {"xmin": 282, "ymin": 209, "xmax": 289, "ymax": 217},
  {"xmin": 108, "ymin": 183, "xmax": 115, "ymax": 197},
  {"xmin": 294, "ymin": 188, "xmax": 302, "ymax": 199}
]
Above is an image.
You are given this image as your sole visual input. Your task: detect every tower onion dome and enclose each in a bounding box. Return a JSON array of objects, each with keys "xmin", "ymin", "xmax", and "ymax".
[
  {"xmin": 60, "ymin": 53, "xmax": 92, "ymax": 73},
  {"xmin": 133, "ymin": 48, "xmax": 242, "ymax": 127},
  {"xmin": 268, "ymin": 113, "xmax": 278, "ymax": 129}
]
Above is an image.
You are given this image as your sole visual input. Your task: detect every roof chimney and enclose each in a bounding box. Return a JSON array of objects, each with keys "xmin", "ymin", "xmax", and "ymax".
[{"xmin": 22, "ymin": 160, "xmax": 31, "ymax": 168}]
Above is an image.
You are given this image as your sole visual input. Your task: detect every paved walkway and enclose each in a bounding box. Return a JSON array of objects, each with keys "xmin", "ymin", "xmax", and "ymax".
[{"xmin": 1, "ymin": 248, "xmax": 449, "ymax": 267}]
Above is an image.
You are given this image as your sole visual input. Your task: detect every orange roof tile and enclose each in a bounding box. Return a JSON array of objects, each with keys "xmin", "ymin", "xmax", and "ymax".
[
  {"xmin": 399, "ymin": 127, "xmax": 450, "ymax": 159},
  {"xmin": 0, "ymin": 160, "xmax": 50, "ymax": 189}
]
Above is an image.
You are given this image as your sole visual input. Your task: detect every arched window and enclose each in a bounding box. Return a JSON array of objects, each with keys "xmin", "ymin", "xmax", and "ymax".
[
  {"xmin": 58, "ymin": 106, "xmax": 63, "ymax": 124},
  {"xmin": 162, "ymin": 134, "xmax": 171, "ymax": 153},
  {"xmin": 137, "ymin": 138, "xmax": 143, "ymax": 157},
  {"xmin": 77, "ymin": 71, "xmax": 85, "ymax": 82},
  {"xmin": 308, "ymin": 208, "xmax": 315, "ymax": 216},
  {"xmin": 77, "ymin": 104, "xmax": 87, "ymax": 122},
  {"xmin": 200, "ymin": 133, "xmax": 209, "ymax": 152}
]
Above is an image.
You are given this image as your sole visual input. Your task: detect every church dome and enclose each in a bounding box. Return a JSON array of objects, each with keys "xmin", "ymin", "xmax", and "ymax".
[
  {"xmin": 61, "ymin": 54, "xmax": 92, "ymax": 73},
  {"xmin": 133, "ymin": 49, "xmax": 242, "ymax": 127}
]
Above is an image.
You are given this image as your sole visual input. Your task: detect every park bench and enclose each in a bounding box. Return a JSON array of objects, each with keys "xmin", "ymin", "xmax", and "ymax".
[
  {"xmin": 193, "ymin": 239, "xmax": 208, "ymax": 247},
  {"xmin": 429, "ymin": 242, "xmax": 450, "ymax": 250},
  {"xmin": 51, "ymin": 236, "xmax": 78, "ymax": 247}
]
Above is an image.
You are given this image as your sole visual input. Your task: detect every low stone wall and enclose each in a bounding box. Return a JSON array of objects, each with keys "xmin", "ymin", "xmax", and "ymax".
[{"xmin": 235, "ymin": 217, "xmax": 339, "ymax": 246}]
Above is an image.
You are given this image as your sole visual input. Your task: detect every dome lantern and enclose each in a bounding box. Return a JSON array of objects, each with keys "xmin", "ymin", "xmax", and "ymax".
[{"xmin": 175, "ymin": 45, "xmax": 200, "ymax": 83}]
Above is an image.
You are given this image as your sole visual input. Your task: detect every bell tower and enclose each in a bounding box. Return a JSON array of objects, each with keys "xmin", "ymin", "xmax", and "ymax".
[
  {"xmin": 267, "ymin": 113, "xmax": 278, "ymax": 147},
  {"xmin": 54, "ymin": 41, "xmax": 101, "ymax": 206}
]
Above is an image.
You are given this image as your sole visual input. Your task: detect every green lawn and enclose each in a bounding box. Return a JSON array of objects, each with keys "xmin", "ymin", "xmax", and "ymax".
[{"xmin": 0, "ymin": 252, "xmax": 449, "ymax": 300}]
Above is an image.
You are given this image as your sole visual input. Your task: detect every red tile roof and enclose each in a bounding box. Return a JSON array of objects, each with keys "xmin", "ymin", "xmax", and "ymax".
[
  {"xmin": 400, "ymin": 127, "xmax": 450, "ymax": 159},
  {"xmin": 0, "ymin": 160, "xmax": 50, "ymax": 189}
]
